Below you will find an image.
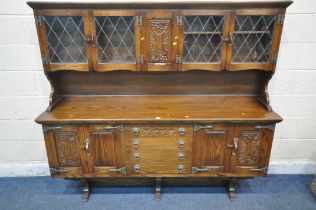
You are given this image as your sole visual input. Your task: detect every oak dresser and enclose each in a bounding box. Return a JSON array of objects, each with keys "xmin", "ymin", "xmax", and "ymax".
[{"xmin": 27, "ymin": 0, "xmax": 293, "ymax": 201}]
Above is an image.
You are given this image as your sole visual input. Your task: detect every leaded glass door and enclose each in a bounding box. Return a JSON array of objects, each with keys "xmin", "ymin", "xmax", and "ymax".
[
  {"xmin": 35, "ymin": 10, "xmax": 93, "ymax": 71},
  {"xmin": 178, "ymin": 10, "xmax": 230, "ymax": 71},
  {"xmin": 92, "ymin": 10, "xmax": 141, "ymax": 71},
  {"xmin": 226, "ymin": 10, "xmax": 285, "ymax": 71}
]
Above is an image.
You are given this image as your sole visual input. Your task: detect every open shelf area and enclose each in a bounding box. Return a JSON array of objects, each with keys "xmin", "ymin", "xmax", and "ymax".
[{"xmin": 36, "ymin": 95, "xmax": 282, "ymax": 124}]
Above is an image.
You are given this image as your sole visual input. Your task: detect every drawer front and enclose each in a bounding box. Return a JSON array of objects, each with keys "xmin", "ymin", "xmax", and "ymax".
[
  {"xmin": 127, "ymin": 161, "xmax": 191, "ymax": 174},
  {"xmin": 127, "ymin": 149, "xmax": 192, "ymax": 163},
  {"xmin": 124, "ymin": 125, "xmax": 193, "ymax": 174}
]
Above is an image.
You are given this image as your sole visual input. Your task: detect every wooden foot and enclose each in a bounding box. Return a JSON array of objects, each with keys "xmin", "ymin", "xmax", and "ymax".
[
  {"xmin": 155, "ymin": 178, "xmax": 162, "ymax": 202},
  {"xmin": 81, "ymin": 179, "xmax": 90, "ymax": 202},
  {"xmin": 228, "ymin": 179, "xmax": 238, "ymax": 201}
]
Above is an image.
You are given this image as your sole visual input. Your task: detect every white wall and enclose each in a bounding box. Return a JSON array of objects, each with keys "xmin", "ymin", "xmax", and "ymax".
[{"xmin": 0, "ymin": 0, "xmax": 315, "ymax": 175}]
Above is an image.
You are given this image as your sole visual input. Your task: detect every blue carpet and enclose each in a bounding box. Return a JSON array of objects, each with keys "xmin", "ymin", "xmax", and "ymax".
[{"xmin": 0, "ymin": 175, "xmax": 315, "ymax": 210}]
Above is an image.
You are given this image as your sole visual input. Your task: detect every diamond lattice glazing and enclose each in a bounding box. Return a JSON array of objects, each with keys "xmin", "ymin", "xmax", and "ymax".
[
  {"xmin": 95, "ymin": 16, "xmax": 136, "ymax": 64},
  {"xmin": 183, "ymin": 16, "xmax": 224, "ymax": 63},
  {"xmin": 44, "ymin": 16, "xmax": 87, "ymax": 64},
  {"xmin": 232, "ymin": 15, "xmax": 276, "ymax": 63}
]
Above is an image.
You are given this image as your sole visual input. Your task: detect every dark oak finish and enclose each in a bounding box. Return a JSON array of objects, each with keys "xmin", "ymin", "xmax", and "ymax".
[{"xmin": 28, "ymin": 0, "xmax": 292, "ymax": 202}]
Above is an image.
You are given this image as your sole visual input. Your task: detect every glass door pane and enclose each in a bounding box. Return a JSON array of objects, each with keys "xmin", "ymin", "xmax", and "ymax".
[
  {"xmin": 231, "ymin": 15, "xmax": 276, "ymax": 63},
  {"xmin": 183, "ymin": 16, "xmax": 224, "ymax": 63},
  {"xmin": 95, "ymin": 16, "xmax": 136, "ymax": 64},
  {"xmin": 44, "ymin": 16, "xmax": 87, "ymax": 64}
]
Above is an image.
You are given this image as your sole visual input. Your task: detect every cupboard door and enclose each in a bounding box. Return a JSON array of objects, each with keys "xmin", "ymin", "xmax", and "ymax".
[
  {"xmin": 192, "ymin": 125, "xmax": 233, "ymax": 174},
  {"xmin": 226, "ymin": 10, "xmax": 285, "ymax": 71},
  {"xmin": 230, "ymin": 125, "xmax": 275, "ymax": 176},
  {"xmin": 43, "ymin": 126, "xmax": 83, "ymax": 177},
  {"xmin": 178, "ymin": 10, "xmax": 230, "ymax": 71},
  {"xmin": 141, "ymin": 10, "xmax": 178, "ymax": 71},
  {"xmin": 35, "ymin": 10, "xmax": 93, "ymax": 72},
  {"xmin": 86, "ymin": 125, "xmax": 126, "ymax": 176},
  {"xmin": 92, "ymin": 10, "xmax": 141, "ymax": 71}
]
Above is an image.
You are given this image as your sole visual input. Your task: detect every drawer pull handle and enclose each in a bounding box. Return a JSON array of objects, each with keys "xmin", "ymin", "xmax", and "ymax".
[
  {"xmin": 179, "ymin": 128, "xmax": 185, "ymax": 135},
  {"xmin": 178, "ymin": 140, "xmax": 185, "ymax": 148},
  {"xmin": 133, "ymin": 140, "xmax": 140, "ymax": 148},
  {"xmin": 108, "ymin": 167, "xmax": 127, "ymax": 175},
  {"xmin": 178, "ymin": 165, "xmax": 184, "ymax": 173},
  {"xmin": 191, "ymin": 167, "xmax": 210, "ymax": 174},
  {"xmin": 133, "ymin": 153, "xmax": 140, "ymax": 160},
  {"xmin": 133, "ymin": 128, "xmax": 139, "ymax": 136},
  {"xmin": 178, "ymin": 152, "xmax": 184, "ymax": 160},
  {"xmin": 134, "ymin": 164, "xmax": 141, "ymax": 173},
  {"xmin": 227, "ymin": 137, "xmax": 238, "ymax": 156}
]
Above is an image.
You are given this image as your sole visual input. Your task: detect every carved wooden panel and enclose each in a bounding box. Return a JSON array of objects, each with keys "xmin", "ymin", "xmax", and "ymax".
[
  {"xmin": 148, "ymin": 20, "xmax": 171, "ymax": 63},
  {"xmin": 236, "ymin": 130, "xmax": 262, "ymax": 166},
  {"xmin": 55, "ymin": 131, "xmax": 81, "ymax": 167}
]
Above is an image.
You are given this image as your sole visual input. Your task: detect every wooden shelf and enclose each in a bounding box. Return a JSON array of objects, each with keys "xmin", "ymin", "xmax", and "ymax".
[{"xmin": 36, "ymin": 95, "xmax": 282, "ymax": 124}]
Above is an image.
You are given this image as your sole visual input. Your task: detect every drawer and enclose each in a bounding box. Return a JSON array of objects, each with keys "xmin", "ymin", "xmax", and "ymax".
[
  {"xmin": 127, "ymin": 161, "xmax": 191, "ymax": 174},
  {"xmin": 124, "ymin": 125, "xmax": 193, "ymax": 139},
  {"xmin": 126, "ymin": 149, "xmax": 191, "ymax": 162},
  {"xmin": 125, "ymin": 137, "xmax": 192, "ymax": 150}
]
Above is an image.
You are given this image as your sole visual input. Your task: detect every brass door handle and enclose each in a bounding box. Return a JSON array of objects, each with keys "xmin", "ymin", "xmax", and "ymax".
[{"xmin": 86, "ymin": 33, "xmax": 95, "ymax": 47}]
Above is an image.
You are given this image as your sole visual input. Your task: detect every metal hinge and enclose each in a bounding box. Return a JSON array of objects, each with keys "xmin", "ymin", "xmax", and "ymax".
[
  {"xmin": 249, "ymin": 167, "xmax": 268, "ymax": 174},
  {"xmin": 42, "ymin": 56, "xmax": 49, "ymax": 65},
  {"xmin": 270, "ymin": 54, "xmax": 278, "ymax": 64},
  {"xmin": 194, "ymin": 124, "xmax": 215, "ymax": 132},
  {"xmin": 104, "ymin": 125, "xmax": 124, "ymax": 132},
  {"xmin": 175, "ymin": 55, "xmax": 182, "ymax": 64},
  {"xmin": 42, "ymin": 126, "xmax": 62, "ymax": 132},
  {"xmin": 255, "ymin": 125, "xmax": 275, "ymax": 131},
  {"xmin": 277, "ymin": 14, "xmax": 285, "ymax": 24},
  {"xmin": 176, "ymin": 16, "xmax": 183, "ymax": 26},
  {"xmin": 35, "ymin": 16, "xmax": 43, "ymax": 26},
  {"xmin": 137, "ymin": 55, "xmax": 144, "ymax": 64},
  {"xmin": 49, "ymin": 168, "xmax": 67, "ymax": 175},
  {"xmin": 192, "ymin": 167, "xmax": 210, "ymax": 174},
  {"xmin": 108, "ymin": 167, "xmax": 127, "ymax": 175},
  {"xmin": 136, "ymin": 16, "xmax": 143, "ymax": 26}
]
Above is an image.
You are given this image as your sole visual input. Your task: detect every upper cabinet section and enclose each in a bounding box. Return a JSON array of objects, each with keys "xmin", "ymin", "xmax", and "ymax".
[
  {"xmin": 35, "ymin": 10, "xmax": 93, "ymax": 71},
  {"xmin": 226, "ymin": 10, "xmax": 284, "ymax": 71},
  {"xmin": 33, "ymin": 8, "xmax": 288, "ymax": 72},
  {"xmin": 92, "ymin": 10, "xmax": 141, "ymax": 71}
]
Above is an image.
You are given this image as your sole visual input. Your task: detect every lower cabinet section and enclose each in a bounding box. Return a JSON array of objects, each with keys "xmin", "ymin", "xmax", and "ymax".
[{"xmin": 43, "ymin": 123, "xmax": 275, "ymax": 178}]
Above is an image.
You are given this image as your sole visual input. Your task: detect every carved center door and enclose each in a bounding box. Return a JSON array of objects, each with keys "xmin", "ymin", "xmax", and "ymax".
[
  {"xmin": 229, "ymin": 125, "xmax": 275, "ymax": 176},
  {"xmin": 141, "ymin": 10, "xmax": 179, "ymax": 71}
]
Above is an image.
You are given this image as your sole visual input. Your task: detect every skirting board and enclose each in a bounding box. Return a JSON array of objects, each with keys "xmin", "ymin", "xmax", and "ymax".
[{"xmin": 0, "ymin": 162, "xmax": 315, "ymax": 177}]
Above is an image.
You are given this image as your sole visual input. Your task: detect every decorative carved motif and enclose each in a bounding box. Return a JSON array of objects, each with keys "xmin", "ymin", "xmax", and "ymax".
[
  {"xmin": 56, "ymin": 131, "xmax": 81, "ymax": 167},
  {"xmin": 149, "ymin": 20, "xmax": 170, "ymax": 63},
  {"xmin": 141, "ymin": 128, "xmax": 178, "ymax": 137},
  {"xmin": 237, "ymin": 130, "xmax": 262, "ymax": 166}
]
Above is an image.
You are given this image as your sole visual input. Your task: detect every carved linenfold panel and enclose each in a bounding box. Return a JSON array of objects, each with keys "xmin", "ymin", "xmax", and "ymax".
[
  {"xmin": 55, "ymin": 131, "xmax": 81, "ymax": 167},
  {"xmin": 141, "ymin": 128, "xmax": 178, "ymax": 137},
  {"xmin": 237, "ymin": 130, "xmax": 262, "ymax": 166},
  {"xmin": 149, "ymin": 20, "xmax": 170, "ymax": 63}
]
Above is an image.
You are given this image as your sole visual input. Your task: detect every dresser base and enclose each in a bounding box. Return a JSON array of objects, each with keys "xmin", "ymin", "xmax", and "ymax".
[{"xmin": 71, "ymin": 177, "xmax": 247, "ymax": 202}]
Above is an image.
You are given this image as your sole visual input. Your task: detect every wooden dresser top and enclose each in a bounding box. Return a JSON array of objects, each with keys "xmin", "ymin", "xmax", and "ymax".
[{"xmin": 27, "ymin": 0, "xmax": 293, "ymax": 9}]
